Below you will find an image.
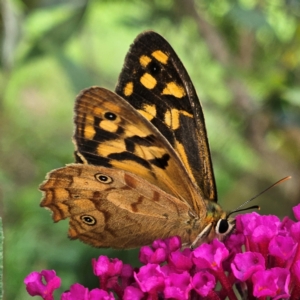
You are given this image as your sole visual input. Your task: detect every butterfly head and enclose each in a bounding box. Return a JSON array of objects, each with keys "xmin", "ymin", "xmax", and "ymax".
[
  {"xmin": 190, "ymin": 201, "xmax": 236, "ymax": 249},
  {"xmin": 191, "ymin": 176, "xmax": 291, "ymax": 249}
]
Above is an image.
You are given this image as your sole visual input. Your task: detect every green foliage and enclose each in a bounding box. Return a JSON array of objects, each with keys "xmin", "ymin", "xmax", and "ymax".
[
  {"xmin": 0, "ymin": 218, "xmax": 3, "ymax": 300},
  {"xmin": 1, "ymin": 0, "xmax": 300, "ymax": 299}
]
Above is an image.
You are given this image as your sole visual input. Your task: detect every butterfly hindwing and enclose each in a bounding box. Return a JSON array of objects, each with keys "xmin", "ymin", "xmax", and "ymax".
[
  {"xmin": 40, "ymin": 164, "xmax": 194, "ymax": 248},
  {"xmin": 114, "ymin": 31, "xmax": 217, "ymax": 202}
]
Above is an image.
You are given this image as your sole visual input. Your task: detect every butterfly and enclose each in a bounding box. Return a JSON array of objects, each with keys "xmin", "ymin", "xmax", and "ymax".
[{"xmin": 40, "ymin": 31, "xmax": 235, "ymax": 249}]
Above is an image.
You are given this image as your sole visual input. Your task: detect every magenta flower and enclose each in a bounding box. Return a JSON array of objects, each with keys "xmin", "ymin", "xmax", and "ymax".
[
  {"xmin": 88, "ymin": 288, "xmax": 115, "ymax": 300},
  {"xmin": 92, "ymin": 256, "xmax": 123, "ymax": 277},
  {"xmin": 231, "ymin": 252, "xmax": 265, "ymax": 281},
  {"xmin": 168, "ymin": 248, "xmax": 193, "ymax": 272},
  {"xmin": 92, "ymin": 256, "xmax": 123, "ymax": 292},
  {"xmin": 291, "ymin": 260, "xmax": 300, "ymax": 298},
  {"xmin": 192, "ymin": 271, "xmax": 216, "ymax": 296},
  {"xmin": 119, "ymin": 264, "xmax": 134, "ymax": 289},
  {"xmin": 224, "ymin": 232, "xmax": 245, "ymax": 253},
  {"xmin": 152, "ymin": 236, "xmax": 181, "ymax": 253},
  {"xmin": 139, "ymin": 245, "xmax": 167, "ymax": 264},
  {"xmin": 269, "ymin": 235, "xmax": 297, "ymax": 266},
  {"xmin": 139, "ymin": 236, "xmax": 182, "ymax": 266},
  {"xmin": 291, "ymin": 221, "xmax": 300, "ymax": 241},
  {"xmin": 292, "ymin": 260, "xmax": 300, "ymax": 282},
  {"xmin": 60, "ymin": 283, "xmax": 89, "ymax": 300},
  {"xmin": 163, "ymin": 271, "xmax": 191, "ymax": 299},
  {"xmin": 134, "ymin": 264, "xmax": 165, "ymax": 294},
  {"xmin": 252, "ymin": 267, "xmax": 290, "ymax": 299},
  {"xmin": 238, "ymin": 213, "xmax": 280, "ymax": 240},
  {"xmin": 293, "ymin": 203, "xmax": 300, "ymax": 221},
  {"xmin": 192, "ymin": 239, "xmax": 238, "ymax": 299},
  {"xmin": 252, "ymin": 269, "xmax": 277, "ymax": 297},
  {"xmin": 123, "ymin": 286, "xmax": 144, "ymax": 300},
  {"xmin": 24, "ymin": 270, "xmax": 61, "ymax": 300},
  {"xmin": 25, "ymin": 205, "xmax": 300, "ymax": 299},
  {"xmin": 193, "ymin": 238, "xmax": 229, "ymax": 271},
  {"xmin": 280, "ymin": 216, "xmax": 295, "ymax": 236},
  {"xmin": 61, "ymin": 283, "xmax": 114, "ymax": 300}
]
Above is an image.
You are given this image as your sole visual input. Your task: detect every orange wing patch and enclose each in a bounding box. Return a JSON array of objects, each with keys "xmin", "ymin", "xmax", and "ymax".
[
  {"xmin": 124, "ymin": 82, "xmax": 134, "ymax": 96},
  {"xmin": 140, "ymin": 55, "xmax": 152, "ymax": 67},
  {"xmin": 140, "ymin": 73, "xmax": 157, "ymax": 89},
  {"xmin": 162, "ymin": 82, "xmax": 186, "ymax": 98},
  {"xmin": 151, "ymin": 50, "xmax": 168, "ymax": 64}
]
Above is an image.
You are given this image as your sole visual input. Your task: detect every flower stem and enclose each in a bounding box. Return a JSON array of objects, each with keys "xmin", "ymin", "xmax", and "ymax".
[{"xmin": 215, "ymin": 270, "xmax": 238, "ymax": 300}]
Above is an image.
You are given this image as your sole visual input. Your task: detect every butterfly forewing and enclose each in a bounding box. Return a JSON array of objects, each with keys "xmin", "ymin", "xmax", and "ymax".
[
  {"xmin": 74, "ymin": 87, "xmax": 204, "ymax": 214},
  {"xmin": 115, "ymin": 31, "xmax": 217, "ymax": 202}
]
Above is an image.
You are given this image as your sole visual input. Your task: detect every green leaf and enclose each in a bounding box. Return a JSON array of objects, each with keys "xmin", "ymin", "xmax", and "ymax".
[{"xmin": 0, "ymin": 218, "xmax": 3, "ymax": 300}]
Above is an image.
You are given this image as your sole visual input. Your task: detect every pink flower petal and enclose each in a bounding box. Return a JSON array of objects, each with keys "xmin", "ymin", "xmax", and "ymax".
[
  {"xmin": 24, "ymin": 270, "xmax": 60, "ymax": 300},
  {"xmin": 293, "ymin": 204, "xmax": 300, "ymax": 221},
  {"xmin": 192, "ymin": 271, "xmax": 216, "ymax": 297},
  {"xmin": 231, "ymin": 252, "xmax": 265, "ymax": 281},
  {"xmin": 193, "ymin": 239, "xmax": 229, "ymax": 271}
]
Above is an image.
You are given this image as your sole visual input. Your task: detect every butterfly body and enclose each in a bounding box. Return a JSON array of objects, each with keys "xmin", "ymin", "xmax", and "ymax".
[{"xmin": 40, "ymin": 31, "xmax": 235, "ymax": 249}]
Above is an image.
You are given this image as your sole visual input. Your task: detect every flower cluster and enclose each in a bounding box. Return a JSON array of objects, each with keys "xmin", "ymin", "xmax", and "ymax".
[{"xmin": 24, "ymin": 204, "xmax": 300, "ymax": 299}]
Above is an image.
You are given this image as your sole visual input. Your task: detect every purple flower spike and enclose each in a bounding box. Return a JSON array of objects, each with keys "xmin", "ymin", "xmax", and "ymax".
[
  {"xmin": 89, "ymin": 288, "xmax": 115, "ymax": 300},
  {"xmin": 168, "ymin": 248, "xmax": 193, "ymax": 272},
  {"xmin": 120, "ymin": 264, "xmax": 134, "ymax": 288},
  {"xmin": 61, "ymin": 284, "xmax": 115, "ymax": 300},
  {"xmin": 139, "ymin": 246, "xmax": 154, "ymax": 264},
  {"xmin": 152, "ymin": 236, "xmax": 181, "ymax": 253},
  {"xmin": 92, "ymin": 256, "xmax": 123, "ymax": 277},
  {"xmin": 252, "ymin": 269, "xmax": 277, "ymax": 297},
  {"xmin": 164, "ymin": 271, "xmax": 191, "ymax": 299},
  {"xmin": 280, "ymin": 216, "xmax": 295, "ymax": 236},
  {"xmin": 236, "ymin": 213, "xmax": 280, "ymax": 258},
  {"xmin": 290, "ymin": 222, "xmax": 300, "ymax": 241},
  {"xmin": 292, "ymin": 260, "xmax": 300, "ymax": 282},
  {"xmin": 235, "ymin": 212, "xmax": 261, "ymax": 235},
  {"xmin": 236, "ymin": 213, "xmax": 280, "ymax": 238},
  {"xmin": 291, "ymin": 261, "xmax": 300, "ymax": 299},
  {"xmin": 25, "ymin": 204, "xmax": 300, "ymax": 300},
  {"xmin": 293, "ymin": 204, "xmax": 300, "ymax": 221},
  {"xmin": 269, "ymin": 235, "xmax": 297, "ymax": 261},
  {"xmin": 123, "ymin": 286, "xmax": 144, "ymax": 300},
  {"xmin": 255, "ymin": 216, "xmax": 279, "ymax": 242},
  {"xmin": 251, "ymin": 224, "xmax": 277, "ymax": 244},
  {"xmin": 164, "ymin": 236, "xmax": 181, "ymax": 252},
  {"xmin": 92, "ymin": 256, "xmax": 123, "ymax": 294},
  {"xmin": 224, "ymin": 233, "xmax": 245, "ymax": 252},
  {"xmin": 139, "ymin": 246, "xmax": 167, "ymax": 264},
  {"xmin": 24, "ymin": 270, "xmax": 61, "ymax": 300},
  {"xmin": 231, "ymin": 252, "xmax": 265, "ymax": 281},
  {"xmin": 61, "ymin": 283, "xmax": 89, "ymax": 300},
  {"xmin": 134, "ymin": 264, "xmax": 165, "ymax": 293},
  {"xmin": 192, "ymin": 271, "xmax": 216, "ymax": 297},
  {"xmin": 151, "ymin": 238, "xmax": 167, "ymax": 249},
  {"xmin": 272, "ymin": 268, "xmax": 291, "ymax": 300},
  {"xmin": 193, "ymin": 239, "xmax": 229, "ymax": 271},
  {"xmin": 252, "ymin": 268, "xmax": 290, "ymax": 298}
]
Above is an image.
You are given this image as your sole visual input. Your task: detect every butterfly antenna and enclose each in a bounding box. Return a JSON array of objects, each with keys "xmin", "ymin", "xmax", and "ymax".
[{"xmin": 227, "ymin": 176, "xmax": 291, "ymax": 218}]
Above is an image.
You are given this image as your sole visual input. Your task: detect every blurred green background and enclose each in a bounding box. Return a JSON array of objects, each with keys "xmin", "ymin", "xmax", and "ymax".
[{"xmin": 1, "ymin": 0, "xmax": 300, "ymax": 299}]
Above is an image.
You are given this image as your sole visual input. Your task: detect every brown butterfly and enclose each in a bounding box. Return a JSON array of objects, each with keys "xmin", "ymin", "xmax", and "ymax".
[{"xmin": 40, "ymin": 31, "xmax": 235, "ymax": 249}]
